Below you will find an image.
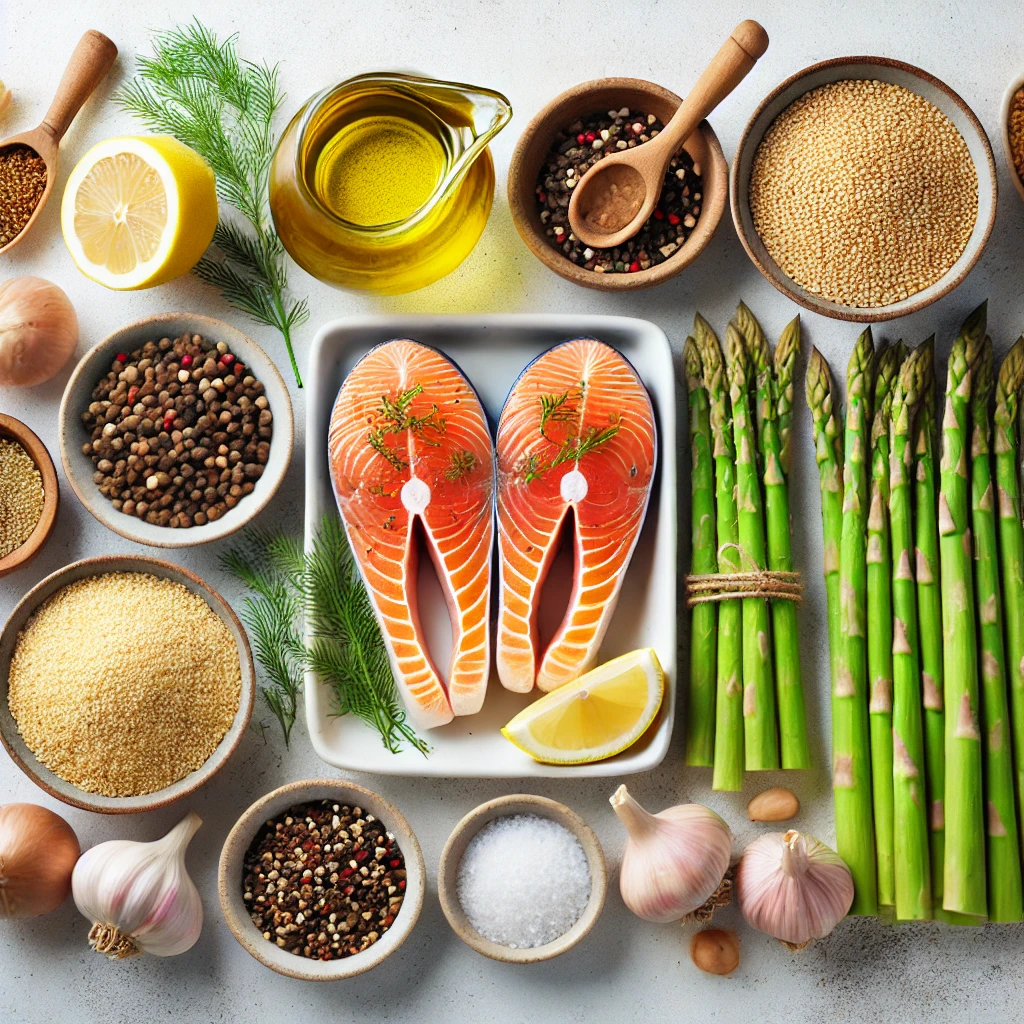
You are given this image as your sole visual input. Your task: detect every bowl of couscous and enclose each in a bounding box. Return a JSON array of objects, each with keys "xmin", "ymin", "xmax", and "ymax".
[
  {"xmin": 0, "ymin": 554, "xmax": 255, "ymax": 813},
  {"xmin": 731, "ymin": 56, "xmax": 997, "ymax": 323}
]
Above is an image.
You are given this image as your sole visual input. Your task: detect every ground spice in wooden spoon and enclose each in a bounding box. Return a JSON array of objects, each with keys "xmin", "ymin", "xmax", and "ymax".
[{"xmin": 0, "ymin": 144, "xmax": 47, "ymax": 247}]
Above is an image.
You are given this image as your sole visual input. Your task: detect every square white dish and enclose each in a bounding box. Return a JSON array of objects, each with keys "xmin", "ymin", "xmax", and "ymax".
[{"xmin": 304, "ymin": 314, "xmax": 676, "ymax": 778}]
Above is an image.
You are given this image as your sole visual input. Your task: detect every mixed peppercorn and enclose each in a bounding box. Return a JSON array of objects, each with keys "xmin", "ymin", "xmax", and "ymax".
[
  {"xmin": 241, "ymin": 800, "xmax": 407, "ymax": 961},
  {"xmin": 534, "ymin": 108, "xmax": 703, "ymax": 273},
  {"xmin": 81, "ymin": 333, "xmax": 272, "ymax": 528}
]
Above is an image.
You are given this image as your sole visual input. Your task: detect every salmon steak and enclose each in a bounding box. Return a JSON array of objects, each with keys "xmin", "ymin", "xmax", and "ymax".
[
  {"xmin": 328, "ymin": 339, "xmax": 495, "ymax": 729},
  {"xmin": 496, "ymin": 337, "xmax": 657, "ymax": 694}
]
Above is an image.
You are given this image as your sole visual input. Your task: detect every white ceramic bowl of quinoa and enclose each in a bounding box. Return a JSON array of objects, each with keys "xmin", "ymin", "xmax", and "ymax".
[
  {"xmin": 730, "ymin": 56, "xmax": 997, "ymax": 323},
  {"xmin": 58, "ymin": 312, "xmax": 293, "ymax": 548},
  {"xmin": 0, "ymin": 554, "xmax": 255, "ymax": 813}
]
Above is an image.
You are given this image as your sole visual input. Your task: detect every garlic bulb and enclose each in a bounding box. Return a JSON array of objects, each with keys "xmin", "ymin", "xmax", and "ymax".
[
  {"xmin": 72, "ymin": 811, "xmax": 203, "ymax": 959},
  {"xmin": 736, "ymin": 829, "xmax": 854, "ymax": 948},
  {"xmin": 610, "ymin": 784, "xmax": 732, "ymax": 923},
  {"xmin": 0, "ymin": 276, "xmax": 79, "ymax": 388}
]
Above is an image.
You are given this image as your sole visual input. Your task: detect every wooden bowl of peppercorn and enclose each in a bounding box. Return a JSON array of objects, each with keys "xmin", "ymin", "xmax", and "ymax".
[
  {"xmin": 508, "ymin": 77, "xmax": 727, "ymax": 290},
  {"xmin": 58, "ymin": 312, "xmax": 293, "ymax": 548},
  {"xmin": 219, "ymin": 779, "xmax": 426, "ymax": 981}
]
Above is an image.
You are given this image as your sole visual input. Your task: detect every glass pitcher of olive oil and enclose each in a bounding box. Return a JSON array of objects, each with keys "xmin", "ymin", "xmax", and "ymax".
[{"xmin": 269, "ymin": 73, "xmax": 512, "ymax": 294}]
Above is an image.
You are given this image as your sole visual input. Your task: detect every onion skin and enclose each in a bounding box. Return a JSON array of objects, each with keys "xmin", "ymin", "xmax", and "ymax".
[
  {"xmin": 736, "ymin": 829, "xmax": 854, "ymax": 947},
  {"xmin": 0, "ymin": 276, "xmax": 79, "ymax": 388},
  {"xmin": 0, "ymin": 803, "xmax": 81, "ymax": 919}
]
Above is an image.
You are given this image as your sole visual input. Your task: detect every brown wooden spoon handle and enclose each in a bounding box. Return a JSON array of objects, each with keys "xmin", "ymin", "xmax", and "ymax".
[
  {"xmin": 653, "ymin": 20, "xmax": 769, "ymax": 160},
  {"xmin": 41, "ymin": 30, "xmax": 118, "ymax": 142}
]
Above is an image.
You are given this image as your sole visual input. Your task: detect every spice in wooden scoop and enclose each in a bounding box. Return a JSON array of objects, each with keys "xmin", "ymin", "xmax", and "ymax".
[{"xmin": 0, "ymin": 144, "xmax": 46, "ymax": 247}]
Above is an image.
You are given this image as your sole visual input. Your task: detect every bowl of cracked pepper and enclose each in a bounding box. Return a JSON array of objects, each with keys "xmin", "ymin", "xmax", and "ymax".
[
  {"xmin": 508, "ymin": 77, "xmax": 727, "ymax": 290},
  {"xmin": 218, "ymin": 779, "xmax": 426, "ymax": 981}
]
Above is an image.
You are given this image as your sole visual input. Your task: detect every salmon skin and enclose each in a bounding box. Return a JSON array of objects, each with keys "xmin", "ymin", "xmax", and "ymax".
[
  {"xmin": 328, "ymin": 339, "xmax": 495, "ymax": 729},
  {"xmin": 496, "ymin": 337, "xmax": 657, "ymax": 693}
]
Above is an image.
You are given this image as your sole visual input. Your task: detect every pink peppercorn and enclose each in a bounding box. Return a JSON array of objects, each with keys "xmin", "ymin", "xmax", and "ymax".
[
  {"xmin": 653, "ymin": 209, "xmax": 665, "ymax": 220},
  {"xmin": 585, "ymin": 132, "xmax": 596, "ymax": 143},
  {"xmin": 181, "ymin": 354, "xmax": 193, "ymax": 368},
  {"xmin": 576, "ymin": 133, "xmax": 585, "ymax": 144},
  {"xmin": 220, "ymin": 353, "xmax": 235, "ymax": 366},
  {"xmin": 668, "ymin": 213, "xmax": 681, "ymax": 225},
  {"xmin": 115, "ymin": 353, "xmax": 128, "ymax": 364},
  {"xmin": 629, "ymin": 260, "xmax": 641, "ymax": 272}
]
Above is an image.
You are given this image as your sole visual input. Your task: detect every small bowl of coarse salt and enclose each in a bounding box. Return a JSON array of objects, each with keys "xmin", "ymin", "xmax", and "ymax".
[{"xmin": 437, "ymin": 794, "xmax": 607, "ymax": 964}]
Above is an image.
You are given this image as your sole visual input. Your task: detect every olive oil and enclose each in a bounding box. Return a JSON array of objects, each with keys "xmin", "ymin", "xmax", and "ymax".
[
  {"xmin": 313, "ymin": 114, "xmax": 446, "ymax": 226},
  {"xmin": 269, "ymin": 73, "xmax": 512, "ymax": 294}
]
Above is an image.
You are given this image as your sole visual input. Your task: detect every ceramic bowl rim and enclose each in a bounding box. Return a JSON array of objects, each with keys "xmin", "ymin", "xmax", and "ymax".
[
  {"xmin": 0, "ymin": 413, "xmax": 59, "ymax": 578},
  {"xmin": 218, "ymin": 778, "xmax": 426, "ymax": 981},
  {"xmin": 999, "ymin": 72, "xmax": 1024, "ymax": 203},
  {"xmin": 58, "ymin": 311, "xmax": 294, "ymax": 548},
  {"xmin": 507, "ymin": 76, "xmax": 728, "ymax": 291},
  {"xmin": 730, "ymin": 55, "xmax": 998, "ymax": 323},
  {"xmin": 0, "ymin": 554, "xmax": 255, "ymax": 813},
  {"xmin": 436, "ymin": 793, "xmax": 608, "ymax": 963}
]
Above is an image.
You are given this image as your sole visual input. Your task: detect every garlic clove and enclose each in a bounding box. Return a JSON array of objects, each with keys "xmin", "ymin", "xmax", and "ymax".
[
  {"xmin": 746, "ymin": 787, "xmax": 800, "ymax": 822},
  {"xmin": 610, "ymin": 784, "xmax": 732, "ymax": 924},
  {"xmin": 736, "ymin": 829, "xmax": 854, "ymax": 948},
  {"xmin": 72, "ymin": 811, "xmax": 204, "ymax": 959}
]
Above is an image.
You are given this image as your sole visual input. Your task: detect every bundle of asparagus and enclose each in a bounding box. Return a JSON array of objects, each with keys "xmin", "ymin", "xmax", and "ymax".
[
  {"xmin": 684, "ymin": 306, "xmax": 809, "ymax": 789},
  {"xmin": 807, "ymin": 303, "xmax": 1024, "ymax": 922}
]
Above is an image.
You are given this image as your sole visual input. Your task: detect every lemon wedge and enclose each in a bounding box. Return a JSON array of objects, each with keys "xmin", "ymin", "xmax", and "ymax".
[
  {"xmin": 501, "ymin": 648, "xmax": 665, "ymax": 764},
  {"xmin": 61, "ymin": 136, "xmax": 218, "ymax": 290}
]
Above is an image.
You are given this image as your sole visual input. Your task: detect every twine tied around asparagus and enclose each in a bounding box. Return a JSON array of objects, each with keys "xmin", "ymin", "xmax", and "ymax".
[{"xmin": 685, "ymin": 544, "xmax": 802, "ymax": 607}]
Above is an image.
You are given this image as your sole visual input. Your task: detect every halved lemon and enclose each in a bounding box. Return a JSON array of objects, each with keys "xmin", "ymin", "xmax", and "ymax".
[
  {"xmin": 61, "ymin": 136, "xmax": 218, "ymax": 290},
  {"xmin": 501, "ymin": 648, "xmax": 665, "ymax": 764}
]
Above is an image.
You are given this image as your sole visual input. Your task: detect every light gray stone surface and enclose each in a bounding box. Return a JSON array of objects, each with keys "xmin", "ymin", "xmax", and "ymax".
[{"xmin": 2, "ymin": 0, "xmax": 1023, "ymax": 1020}]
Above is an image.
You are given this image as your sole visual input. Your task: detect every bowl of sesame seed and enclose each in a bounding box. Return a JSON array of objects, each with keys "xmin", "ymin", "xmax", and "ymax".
[
  {"xmin": 0, "ymin": 554, "xmax": 255, "ymax": 813},
  {"xmin": 0, "ymin": 413, "xmax": 58, "ymax": 579},
  {"xmin": 731, "ymin": 57, "xmax": 997, "ymax": 322}
]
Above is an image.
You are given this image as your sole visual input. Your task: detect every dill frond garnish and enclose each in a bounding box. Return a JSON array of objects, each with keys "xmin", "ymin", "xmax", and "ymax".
[
  {"xmin": 446, "ymin": 449, "xmax": 478, "ymax": 480},
  {"xmin": 367, "ymin": 384, "xmax": 447, "ymax": 467},
  {"xmin": 221, "ymin": 516, "xmax": 428, "ymax": 755},
  {"xmin": 116, "ymin": 20, "xmax": 309, "ymax": 387}
]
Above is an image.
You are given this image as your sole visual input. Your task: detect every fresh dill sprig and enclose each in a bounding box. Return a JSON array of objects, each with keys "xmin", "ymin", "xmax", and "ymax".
[
  {"xmin": 221, "ymin": 516, "xmax": 428, "ymax": 755},
  {"xmin": 116, "ymin": 20, "xmax": 309, "ymax": 387}
]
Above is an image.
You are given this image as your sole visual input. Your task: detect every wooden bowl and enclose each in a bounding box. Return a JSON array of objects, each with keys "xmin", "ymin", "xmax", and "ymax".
[
  {"xmin": 1000, "ymin": 73, "xmax": 1024, "ymax": 203},
  {"xmin": 59, "ymin": 312, "xmax": 293, "ymax": 548},
  {"xmin": 218, "ymin": 779, "xmax": 425, "ymax": 981},
  {"xmin": 437, "ymin": 794, "xmax": 607, "ymax": 963},
  {"xmin": 508, "ymin": 78, "xmax": 727, "ymax": 291},
  {"xmin": 731, "ymin": 56, "xmax": 997, "ymax": 323},
  {"xmin": 0, "ymin": 555, "xmax": 255, "ymax": 814},
  {"xmin": 0, "ymin": 414, "xmax": 58, "ymax": 578}
]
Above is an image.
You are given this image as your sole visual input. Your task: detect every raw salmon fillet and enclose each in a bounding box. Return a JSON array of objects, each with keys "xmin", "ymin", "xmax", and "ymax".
[
  {"xmin": 328, "ymin": 339, "xmax": 495, "ymax": 728},
  {"xmin": 496, "ymin": 338, "xmax": 656, "ymax": 693}
]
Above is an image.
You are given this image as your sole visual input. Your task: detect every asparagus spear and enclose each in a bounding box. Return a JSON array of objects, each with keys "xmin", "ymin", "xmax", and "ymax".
[
  {"xmin": 836, "ymin": 328, "xmax": 878, "ymax": 915},
  {"xmin": 725, "ymin": 323, "xmax": 779, "ymax": 771},
  {"xmin": 972, "ymin": 337, "xmax": 1023, "ymax": 922},
  {"xmin": 684, "ymin": 336, "xmax": 717, "ymax": 768},
  {"xmin": 867, "ymin": 340, "xmax": 905, "ymax": 911},
  {"xmin": 889, "ymin": 345, "xmax": 932, "ymax": 920},
  {"xmin": 994, "ymin": 336, "xmax": 1024, "ymax": 873},
  {"xmin": 735, "ymin": 305, "xmax": 809, "ymax": 769},
  {"xmin": 913, "ymin": 339, "xmax": 953, "ymax": 920},
  {"xmin": 806, "ymin": 348, "xmax": 844, "ymax": 733},
  {"xmin": 694, "ymin": 315, "xmax": 743, "ymax": 791},
  {"xmin": 939, "ymin": 303, "xmax": 987, "ymax": 919}
]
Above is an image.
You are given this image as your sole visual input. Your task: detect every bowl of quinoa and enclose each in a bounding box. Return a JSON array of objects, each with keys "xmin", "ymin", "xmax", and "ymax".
[
  {"xmin": 1000, "ymin": 73, "xmax": 1024, "ymax": 204},
  {"xmin": 0, "ymin": 413, "xmax": 58, "ymax": 578},
  {"xmin": 731, "ymin": 57, "xmax": 996, "ymax": 322},
  {"xmin": 0, "ymin": 555, "xmax": 254, "ymax": 813}
]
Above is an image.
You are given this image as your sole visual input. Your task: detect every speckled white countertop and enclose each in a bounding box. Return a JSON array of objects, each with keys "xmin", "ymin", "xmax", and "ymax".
[{"xmin": 2, "ymin": 1, "xmax": 1024, "ymax": 1020}]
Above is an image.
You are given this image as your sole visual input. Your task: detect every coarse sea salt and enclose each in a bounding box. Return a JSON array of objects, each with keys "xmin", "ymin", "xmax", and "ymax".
[{"xmin": 456, "ymin": 813, "xmax": 591, "ymax": 949}]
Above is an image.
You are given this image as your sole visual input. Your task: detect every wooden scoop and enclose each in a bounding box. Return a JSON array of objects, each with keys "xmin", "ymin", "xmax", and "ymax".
[
  {"xmin": 568, "ymin": 21, "xmax": 768, "ymax": 250},
  {"xmin": 0, "ymin": 30, "xmax": 118, "ymax": 256}
]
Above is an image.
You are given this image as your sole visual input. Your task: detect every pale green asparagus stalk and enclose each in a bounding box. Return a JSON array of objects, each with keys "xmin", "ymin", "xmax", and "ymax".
[
  {"xmin": 889, "ymin": 345, "xmax": 932, "ymax": 921},
  {"xmin": 726, "ymin": 323, "xmax": 778, "ymax": 771},
  {"xmin": 836, "ymin": 329, "xmax": 878, "ymax": 916},
  {"xmin": 995, "ymin": 336, "xmax": 1024, "ymax": 875},
  {"xmin": 972, "ymin": 336, "xmax": 1023, "ymax": 922},
  {"xmin": 735, "ymin": 305, "xmax": 809, "ymax": 769},
  {"xmin": 940, "ymin": 304, "xmax": 987, "ymax": 919},
  {"xmin": 694, "ymin": 315, "xmax": 743, "ymax": 791},
  {"xmin": 684, "ymin": 336, "xmax": 717, "ymax": 768},
  {"xmin": 867, "ymin": 341, "xmax": 905, "ymax": 912}
]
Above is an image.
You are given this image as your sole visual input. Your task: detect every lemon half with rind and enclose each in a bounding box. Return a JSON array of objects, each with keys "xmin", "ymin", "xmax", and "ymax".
[
  {"xmin": 502, "ymin": 648, "xmax": 665, "ymax": 764},
  {"xmin": 61, "ymin": 136, "xmax": 218, "ymax": 290}
]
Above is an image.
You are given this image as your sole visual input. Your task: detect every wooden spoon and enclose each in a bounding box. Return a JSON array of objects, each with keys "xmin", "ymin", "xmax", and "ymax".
[
  {"xmin": 568, "ymin": 21, "xmax": 768, "ymax": 250},
  {"xmin": 0, "ymin": 30, "xmax": 118, "ymax": 256}
]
